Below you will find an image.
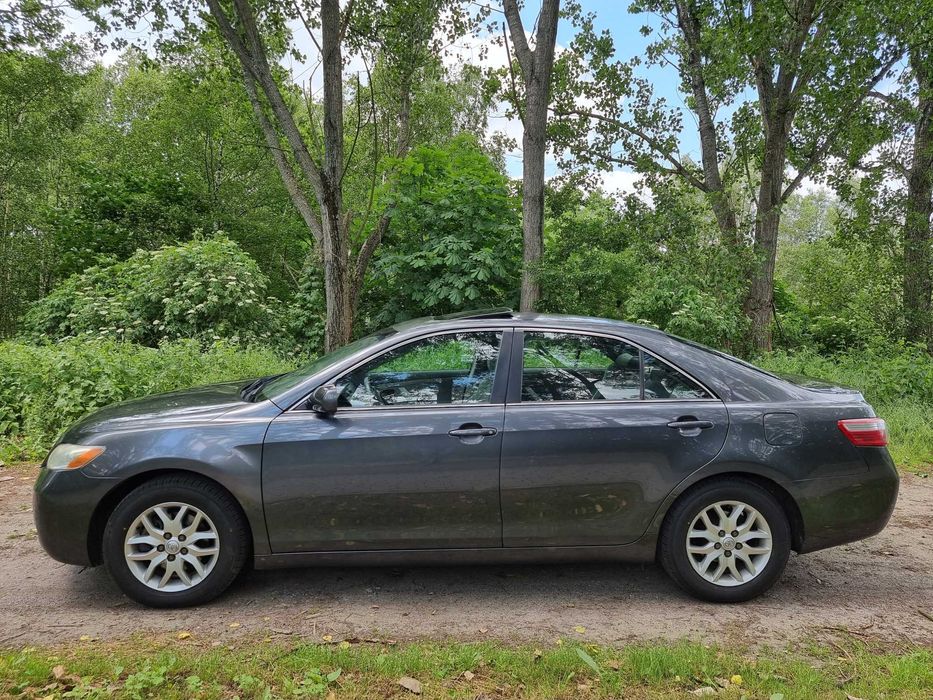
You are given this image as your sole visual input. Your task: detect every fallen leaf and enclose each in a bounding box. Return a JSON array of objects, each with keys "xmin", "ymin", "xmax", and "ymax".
[
  {"xmin": 462, "ymin": 670, "xmax": 475, "ymax": 681},
  {"xmin": 51, "ymin": 666, "xmax": 65, "ymax": 679},
  {"xmin": 228, "ymin": 622, "xmax": 240, "ymax": 629},
  {"xmin": 78, "ymin": 635, "xmax": 93, "ymax": 642},
  {"xmin": 574, "ymin": 625, "xmax": 586, "ymax": 634},
  {"xmin": 606, "ymin": 659, "xmax": 620, "ymax": 671},
  {"xmin": 691, "ymin": 687, "xmax": 717, "ymax": 696},
  {"xmin": 845, "ymin": 695, "xmax": 866, "ymax": 700},
  {"xmin": 177, "ymin": 631, "xmax": 191, "ymax": 640},
  {"xmin": 478, "ymin": 628, "xmax": 488, "ymax": 634},
  {"xmin": 398, "ymin": 676, "xmax": 422, "ymax": 694}
]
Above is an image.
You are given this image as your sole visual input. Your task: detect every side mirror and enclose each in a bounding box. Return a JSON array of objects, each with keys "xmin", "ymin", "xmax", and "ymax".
[{"xmin": 311, "ymin": 384, "xmax": 340, "ymax": 414}]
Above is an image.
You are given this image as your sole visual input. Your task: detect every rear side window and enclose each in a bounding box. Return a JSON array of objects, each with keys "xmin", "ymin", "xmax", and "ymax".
[{"xmin": 520, "ymin": 331, "xmax": 711, "ymax": 402}]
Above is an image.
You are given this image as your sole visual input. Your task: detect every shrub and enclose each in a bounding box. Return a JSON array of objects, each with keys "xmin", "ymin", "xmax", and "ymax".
[
  {"xmin": 22, "ymin": 235, "xmax": 282, "ymax": 347},
  {"xmin": 0, "ymin": 339, "xmax": 297, "ymax": 461}
]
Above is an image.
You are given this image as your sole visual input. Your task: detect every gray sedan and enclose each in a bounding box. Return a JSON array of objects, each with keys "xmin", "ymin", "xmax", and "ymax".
[{"xmin": 34, "ymin": 310, "xmax": 898, "ymax": 607}]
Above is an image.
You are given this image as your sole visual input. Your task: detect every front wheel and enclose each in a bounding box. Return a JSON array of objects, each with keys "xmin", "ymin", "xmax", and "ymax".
[
  {"xmin": 659, "ymin": 478, "xmax": 791, "ymax": 603},
  {"xmin": 102, "ymin": 474, "xmax": 249, "ymax": 607}
]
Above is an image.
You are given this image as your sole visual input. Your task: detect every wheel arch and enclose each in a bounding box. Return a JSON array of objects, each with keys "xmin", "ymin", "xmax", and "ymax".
[
  {"xmin": 87, "ymin": 468, "xmax": 254, "ymax": 566},
  {"xmin": 654, "ymin": 471, "xmax": 805, "ymax": 556}
]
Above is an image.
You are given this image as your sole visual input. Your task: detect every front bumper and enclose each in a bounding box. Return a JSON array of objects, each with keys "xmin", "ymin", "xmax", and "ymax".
[
  {"xmin": 33, "ymin": 467, "xmax": 117, "ymax": 567},
  {"xmin": 795, "ymin": 447, "xmax": 899, "ymax": 554}
]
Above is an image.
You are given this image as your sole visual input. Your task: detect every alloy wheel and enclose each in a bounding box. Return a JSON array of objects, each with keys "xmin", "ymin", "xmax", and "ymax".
[
  {"xmin": 123, "ymin": 501, "xmax": 220, "ymax": 592},
  {"xmin": 686, "ymin": 500, "xmax": 773, "ymax": 587}
]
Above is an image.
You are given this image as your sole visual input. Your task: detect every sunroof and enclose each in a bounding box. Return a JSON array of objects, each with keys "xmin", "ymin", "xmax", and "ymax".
[{"xmin": 436, "ymin": 307, "xmax": 514, "ymax": 320}]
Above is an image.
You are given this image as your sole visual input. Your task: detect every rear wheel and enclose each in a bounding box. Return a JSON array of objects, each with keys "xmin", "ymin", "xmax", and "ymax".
[
  {"xmin": 102, "ymin": 475, "xmax": 249, "ymax": 607},
  {"xmin": 659, "ymin": 478, "xmax": 791, "ymax": 603}
]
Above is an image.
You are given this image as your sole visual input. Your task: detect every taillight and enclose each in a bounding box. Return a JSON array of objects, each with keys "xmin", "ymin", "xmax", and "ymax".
[{"xmin": 838, "ymin": 418, "xmax": 888, "ymax": 447}]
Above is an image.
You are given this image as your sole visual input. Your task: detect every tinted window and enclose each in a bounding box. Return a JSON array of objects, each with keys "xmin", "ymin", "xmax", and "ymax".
[
  {"xmin": 521, "ymin": 332, "xmax": 641, "ymax": 402},
  {"xmin": 643, "ymin": 352, "xmax": 710, "ymax": 399},
  {"xmin": 336, "ymin": 332, "xmax": 502, "ymax": 407}
]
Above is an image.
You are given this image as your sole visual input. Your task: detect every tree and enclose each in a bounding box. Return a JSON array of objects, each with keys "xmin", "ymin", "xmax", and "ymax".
[
  {"xmin": 903, "ymin": 48, "xmax": 933, "ymax": 347},
  {"xmin": 363, "ymin": 134, "xmax": 521, "ymax": 327},
  {"xmin": 502, "ymin": 0, "xmax": 560, "ymax": 312},
  {"xmin": 109, "ymin": 0, "xmax": 469, "ymax": 350},
  {"xmin": 0, "ymin": 46, "xmax": 90, "ymax": 337},
  {"xmin": 553, "ymin": 0, "xmax": 903, "ymax": 349}
]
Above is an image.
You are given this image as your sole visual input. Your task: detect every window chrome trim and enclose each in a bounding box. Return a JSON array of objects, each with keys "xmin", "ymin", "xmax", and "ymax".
[
  {"xmin": 287, "ymin": 327, "xmax": 510, "ymax": 413},
  {"xmin": 514, "ymin": 326, "xmax": 720, "ymax": 403}
]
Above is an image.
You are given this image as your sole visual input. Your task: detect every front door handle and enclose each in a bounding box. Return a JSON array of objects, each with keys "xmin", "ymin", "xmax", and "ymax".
[{"xmin": 448, "ymin": 427, "xmax": 498, "ymax": 438}]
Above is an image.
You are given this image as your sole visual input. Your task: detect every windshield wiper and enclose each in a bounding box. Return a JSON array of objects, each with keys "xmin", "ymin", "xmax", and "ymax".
[{"xmin": 240, "ymin": 374, "xmax": 285, "ymax": 402}]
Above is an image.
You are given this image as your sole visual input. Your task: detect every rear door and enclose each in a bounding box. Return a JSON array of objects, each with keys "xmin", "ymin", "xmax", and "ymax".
[
  {"xmin": 262, "ymin": 329, "xmax": 511, "ymax": 552},
  {"xmin": 500, "ymin": 329, "xmax": 728, "ymax": 547}
]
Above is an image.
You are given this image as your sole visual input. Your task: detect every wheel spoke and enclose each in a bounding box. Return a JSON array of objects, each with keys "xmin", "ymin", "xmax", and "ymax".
[
  {"xmin": 186, "ymin": 543, "xmax": 218, "ymax": 556},
  {"xmin": 127, "ymin": 534, "xmax": 161, "ymax": 548},
  {"xmin": 736, "ymin": 551, "xmax": 757, "ymax": 576},
  {"xmin": 127, "ymin": 548, "xmax": 161, "ymax": 561},
  {"xmin": 141, "ymin": 514, "xmax": 163, "ymax": 539},
  {"xmin": 181, "ymin": 511, "xmax": 203, "ymax": 538},
  {"xmin": 182, "ymin": 553, "xmax": 205, "ymax": 578},
  {"xmin": 143, "ymin": 554, "xmax": 166, "ymax": 582},
  {"xmin": 728, "ymin": 504, "xmax": 745, "ymax": 530}
]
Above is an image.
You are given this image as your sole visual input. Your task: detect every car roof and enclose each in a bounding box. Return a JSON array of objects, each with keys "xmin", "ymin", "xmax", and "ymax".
[{"xmin": 271, "ymin": 310, "xmax": 818, "ymax": 408}]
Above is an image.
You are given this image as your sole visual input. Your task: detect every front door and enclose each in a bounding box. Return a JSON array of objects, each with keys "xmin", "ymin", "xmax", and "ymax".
[
  {"xmin": 262, "ymin": 330, "xmax": 510, "ymax": 552},
  {"xmin": 500, "ymin": 330, "xmax": 728, "ymax": 547}
]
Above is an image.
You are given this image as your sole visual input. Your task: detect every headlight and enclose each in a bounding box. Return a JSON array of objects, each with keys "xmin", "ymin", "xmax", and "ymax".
[{"xmin": 46, "ymin": 443, "xmax": 106, "ymax": 471}]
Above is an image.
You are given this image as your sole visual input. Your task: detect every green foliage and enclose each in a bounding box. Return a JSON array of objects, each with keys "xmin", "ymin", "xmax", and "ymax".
[
  {"xmin": 23, "ymin": 235, "xmax": 282, "ymax": 347},
  {"xmin": 774, "ymin": 237, "xmax": 901, "ymax": 352},
  {"xmin": 364, "ymin": 135, "xmax": 521, "ymax": 327},
  {"xmin": 0, "ymin": 339, "xmax": 297, "ymax": 461},
  {"xmin": 539, "ymin": 182, "xmax": 749, "ymax": 350},
  {"xmin": 50, "ymin": 162, "xmax": 210, "ymax": 278},
  {"xmin": 1, "ymin": 638, "xmax": 931, "ymax": 699}
]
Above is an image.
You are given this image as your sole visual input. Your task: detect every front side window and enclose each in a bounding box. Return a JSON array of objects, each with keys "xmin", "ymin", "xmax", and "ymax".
[
  {"xmin": 335, "ymin": 331, "xmax": 502, "ymax": 407},
  {"xmin": 520, "ymin": 331, "xmax": 711, "ymax": 402}
]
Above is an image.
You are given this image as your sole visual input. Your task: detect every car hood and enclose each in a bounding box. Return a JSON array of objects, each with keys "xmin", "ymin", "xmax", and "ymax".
[{"xmin": 60, "ymin": 380, "xmax": 251, "ymax": 442}]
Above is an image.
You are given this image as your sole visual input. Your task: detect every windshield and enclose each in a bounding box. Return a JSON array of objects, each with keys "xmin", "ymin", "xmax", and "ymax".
[{"xmin": 256, "ymin": 327, "xmax": 398, "ymax": 402}]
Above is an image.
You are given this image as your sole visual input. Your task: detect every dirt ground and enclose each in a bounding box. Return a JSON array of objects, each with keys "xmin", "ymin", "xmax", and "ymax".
[{"xmin": 1, "ymin": 464, "xmax": 931, "ymax": 649}]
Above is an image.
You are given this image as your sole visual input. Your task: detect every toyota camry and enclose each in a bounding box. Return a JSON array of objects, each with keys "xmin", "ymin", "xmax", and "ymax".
[{"xmin": 34, "ymin": 309, "xmax": 898, "ymax": 607}]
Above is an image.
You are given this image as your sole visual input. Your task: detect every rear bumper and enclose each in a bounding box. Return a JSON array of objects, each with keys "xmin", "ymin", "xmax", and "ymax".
[
  {"xmin": 33, "ymin": 467, "xmax": 116, "ymax": 567},
  {"xmin": 795, "ymin": 447, "xmax": 899, "ymax": 554}
]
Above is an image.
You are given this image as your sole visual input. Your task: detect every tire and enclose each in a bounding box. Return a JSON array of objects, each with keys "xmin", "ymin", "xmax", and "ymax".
[
  {"xmin": 659, "ymin": 478, "xmax": 791, "ymax": 603},
  {"xmin": 102, "ymin": 474, "xmax": 250, "ymax": 608}
]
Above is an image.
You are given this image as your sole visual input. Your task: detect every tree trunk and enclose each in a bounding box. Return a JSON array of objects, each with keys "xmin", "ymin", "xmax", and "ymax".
[
  {"xmin": 903, "ymin": 50, "xmax": 933, "ymax": 348},
  {"xmin": 744, "ymin": 130, "xmax": 788, "ymax": 351},
  {"xmin": 320, "ymin": 0, "xmax": 353, "ymax": 351},
  {"xmin": 520, "ymin": 80, "xmax": 548, "ymax": 312},
  {"xmin": 504, "ymin": 0, "xmax": 560, "ymax": 313}
]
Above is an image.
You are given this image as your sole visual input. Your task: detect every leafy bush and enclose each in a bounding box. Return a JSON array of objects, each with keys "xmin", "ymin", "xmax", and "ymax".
[
  {"xmin": 364, "ymin": 135, "xmax": 521, "ymax": 327},
  {"xmin": 22, "ymin": 235, "xmax": 282, "ymax": 347},
  {"xmin": 0, "ymin": 339, "xmax": 297, "ymax": 461}
]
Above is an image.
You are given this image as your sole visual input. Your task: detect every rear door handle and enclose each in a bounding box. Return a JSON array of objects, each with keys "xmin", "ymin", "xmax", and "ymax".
[
  {"xmin": 448, "ymin": 427, "xmax": 498, "ymax": 437},
  {"xmin": 667, "ymin": 418, "xmax": 713, "ymax": 437}
]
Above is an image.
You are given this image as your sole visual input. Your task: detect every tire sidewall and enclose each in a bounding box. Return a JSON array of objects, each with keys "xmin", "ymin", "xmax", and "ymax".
[
  {"xmin": 102, "ymin": 479, "xmax": 247, "ymax": 608},
  {"xmin": 664, "ymin": 481, "xmax": 791, "ymax": 603}
]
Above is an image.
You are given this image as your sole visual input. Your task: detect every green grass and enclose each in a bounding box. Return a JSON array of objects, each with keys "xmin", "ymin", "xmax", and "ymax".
[{"xmin": 1, "ymin": 636, "xmax": 930, "ymax": 699}]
